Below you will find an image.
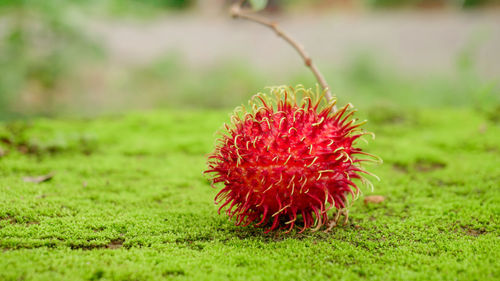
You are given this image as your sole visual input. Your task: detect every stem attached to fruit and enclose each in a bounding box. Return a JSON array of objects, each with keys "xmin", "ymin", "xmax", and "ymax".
[{"xmin": 230, "ymin": 1, "xmax": 335, "ymax": 108}]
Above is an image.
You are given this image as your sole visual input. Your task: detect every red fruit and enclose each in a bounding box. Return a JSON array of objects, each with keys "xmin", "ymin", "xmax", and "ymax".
[{"xmin": 205, "ymin": 86, "xmax": 377, "ymax": 232}]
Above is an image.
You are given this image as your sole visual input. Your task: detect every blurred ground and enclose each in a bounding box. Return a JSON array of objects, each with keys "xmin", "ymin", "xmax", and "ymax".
[{"xmin": 91, "ymin": 11, "xmax": 500, "ymax": 78}]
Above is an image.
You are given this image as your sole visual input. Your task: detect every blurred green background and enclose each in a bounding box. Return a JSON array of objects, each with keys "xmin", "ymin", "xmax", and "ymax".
[{"xmin": 0, "ymin": 0, "xmax": 499, "ymax": 120}]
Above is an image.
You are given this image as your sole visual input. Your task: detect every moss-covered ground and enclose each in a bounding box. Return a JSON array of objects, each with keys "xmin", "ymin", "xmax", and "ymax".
[{"xmin": 0, "ymin": 106, "xmax": 499, "ymax": 281}]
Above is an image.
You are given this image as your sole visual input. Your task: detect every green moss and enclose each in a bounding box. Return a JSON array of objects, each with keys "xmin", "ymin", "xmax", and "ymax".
[{"xmin": 0, "ymin": 107, "xmax": 499, "ymax": 281}]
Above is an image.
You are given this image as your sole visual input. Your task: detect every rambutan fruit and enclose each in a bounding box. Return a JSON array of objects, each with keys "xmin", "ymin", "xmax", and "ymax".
[{"xmin": 205, "ymin": 85, "xmax": 379, "ymax": 233}]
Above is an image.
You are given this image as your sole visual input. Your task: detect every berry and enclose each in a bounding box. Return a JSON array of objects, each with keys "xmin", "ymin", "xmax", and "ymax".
[{"xmin": 205, "ymin": 86, "xmax": 378, "ymax": 232}]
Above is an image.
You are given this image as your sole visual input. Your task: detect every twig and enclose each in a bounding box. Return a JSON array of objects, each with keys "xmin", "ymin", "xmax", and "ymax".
[{"xmin": 230, "ymin": 1, "xmax": 335, "ymax": 107}]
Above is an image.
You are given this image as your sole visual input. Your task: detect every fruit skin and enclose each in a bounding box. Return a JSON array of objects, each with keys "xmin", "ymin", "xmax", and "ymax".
[{"xmin": 205, "ymin": 85, "xmax": 377, "ymax": 233}]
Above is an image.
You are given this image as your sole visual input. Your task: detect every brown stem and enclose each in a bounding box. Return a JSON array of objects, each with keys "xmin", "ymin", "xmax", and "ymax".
[{"xmin": 230, "ymin": 2, "xmax": 335, "ymax": 107}]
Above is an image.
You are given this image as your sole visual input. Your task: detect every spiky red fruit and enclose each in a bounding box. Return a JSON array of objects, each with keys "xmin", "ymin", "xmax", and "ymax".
[{"xmin": 205, "ymin": 86, "xmax": 377, "ymax": 232}]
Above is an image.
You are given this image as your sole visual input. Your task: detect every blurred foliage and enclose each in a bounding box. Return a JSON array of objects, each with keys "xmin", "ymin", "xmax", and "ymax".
[
  {"xmin": 461, "ymin": 0, "xmax": 500, "ymax": 8},
  {"xmin": 249, "ymin": 0, "xmax": 269, "ymax": 11},
  {"xmin": 127, "ymin": 0, "xmax": 193, "ymax": 9},
  {"xmin": 0, "ymin": 0, "xmax": 499, "ymax": 120},
  {"xmin": 455, "ymin": 32, "xmax": 500, "ymax": 117},
  {"xmin": 121, "ymin": 55, "xmax": 269, "ymax": 109},
  {"xmin": 0, "ymin": 0, "xmax": 102, "ymax": 119},
  {"xmin": 287, "ymin": 51, "xmax": 500, "ymax": 114},
  {"xmin": 90, "ymin": 0, "xmax": 195, "ymax": 16},
  {"xmin": 364, "ymin": 0, "xmax": 436, "ymax": 7},
  {"xmin": 115, "ymin": 49, "xmax": 499, "ymax": 118},
  {"xmin": 283, "ymin": 0, "xmax": 500, "ymax": 9},
  {"xmin": 353, "ymin": 0, "xmax": 498, "ymax": 8},
  {"xmin": 0, "ymin": 0, "xmax": 194, "ymax": 10}
]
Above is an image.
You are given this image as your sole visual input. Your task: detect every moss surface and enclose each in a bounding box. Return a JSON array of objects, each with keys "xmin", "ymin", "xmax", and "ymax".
[{"xmin": 0, "ymin": 107, "xmax": 499, "ymax": 281}]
